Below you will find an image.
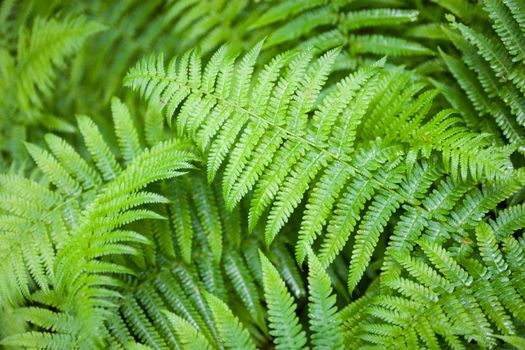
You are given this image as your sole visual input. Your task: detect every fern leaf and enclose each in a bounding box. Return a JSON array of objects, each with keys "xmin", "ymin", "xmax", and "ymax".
[
  {"xmin": 348, "ymin": 35, "xmax": 434, "ymax": 56},
  {"xmin": 307, "ymin": 251, "xmax": 344, "ymax": 350},
  {"xmin": 77, "ymin": 115, "xmax": 122, "ymax": 181},
  {"xmin": 248, "ymin": 140, "xmax": 307, "ymax": 232},
  {"xmin": 296, "ymin": 161, "xmax": 351, "ymax": 265},
  {"xmin": 192, "ymin": 175, "xmax": 223, "ymax": 262},
  {"xmin": 168, "ymin": 178, "xmax": 194, "ymax": 264},
  {"xmin": 25, "ymin": 143, "xmax": 81, "ymax": 195},
  {"xmin": 44, "ymin": 134, "xmax": 102, "ymax": 190},
  {"xmin": 165, "ymin": 312, "xmax": 213, "ymax": 350},
  {"xmin": 15, "ymin": 16, "xmax": 104, "ymax": 112},
  {"xmin": 111, "ymin": 97, "xmax": 142, "ymax": 165},
  {"xmin": 272, "ymin": 243, "xmax": 306, "ymax": 299},
  {"xmin": 342, "ymin": 9, "xmax": 419, "ymax": 31},
  {"xmin": 348, "ymin": 173, "xmax": 403, "ymax": 293},
  {"xmin": 205, "ymin": 292, "xmax": 257, "ymax": 350},
  {"xmin": 483, "ymin": 0, "xmax": 525, "ymax": 63},
  {"xmin": 249, "ymin": 0, "xmax": 326, "ymax": 29},
  {"xmin": 155, "ymin": 272, "xmax": 215, "ymax": 345},
  {"xmin": 223, "ymin": 252, "xmax": 265, "ymax": 328},
  {"xmin": 319, "ymin": 143, "xmax": 401, "ymax": 267},
  {"xmin": 259, "ymin": 251, "xmax": 307, "ymax": 350},
  {"xmin": 265, "ymin": 152, "xmax": 328, "ymax": 245},
  {"xmin": 122, "ymin": 297, "xmax": 168, "ymax": 349}
]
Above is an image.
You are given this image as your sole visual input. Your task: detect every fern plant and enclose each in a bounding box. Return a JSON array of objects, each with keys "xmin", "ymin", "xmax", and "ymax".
[
  {"xmin": 1, "ymin": 0, "xmax": 525, "ymax": 349},
  {"xmin": 435, "ymin": 0, "xmax": 525, "ymax": 144},
  {"xmin": 126, "ymin": 44, "xmax": 516, "ymax": 272},
  {"xmin": 0, "ymin": 3, "xmax": 104, "ymax": 163}
]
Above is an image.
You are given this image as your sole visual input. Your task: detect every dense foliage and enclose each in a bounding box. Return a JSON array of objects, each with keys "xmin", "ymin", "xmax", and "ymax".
[{"xmin": 1, "ymin": 0, "xmax": 524, "ymax": 349}]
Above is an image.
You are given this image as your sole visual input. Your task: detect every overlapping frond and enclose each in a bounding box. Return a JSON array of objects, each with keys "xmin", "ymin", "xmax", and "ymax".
[
  {"xmin": 260, "ymin": 251, "xmax": 307, "ymax": 350},
  {"xmin": 348, "ymin": 211, "xmax": 525, "ymax": 349},
  {"xmin": 251, "ymin": 0, "xmax": 431, "ymax": 65},
  {"xmin": 14, "ymin": 16, "xmax": 105, "ymax": 114}
]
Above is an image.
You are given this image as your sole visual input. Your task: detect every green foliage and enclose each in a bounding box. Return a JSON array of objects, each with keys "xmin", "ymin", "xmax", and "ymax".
[
  {"xmin": 0, "ymin": 7, "xmax": 104, "ymax": 162},
  {"xmin": 1, "ymin": 0, "xmax": 525, "ymax": 349},
  {"xmin": 436, "ymin": 0, "xmax": 525, "ymax": 144}
]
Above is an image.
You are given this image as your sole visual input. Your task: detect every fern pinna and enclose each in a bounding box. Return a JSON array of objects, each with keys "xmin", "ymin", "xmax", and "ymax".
[{"xmin": 2, "ymin": 1, "xmax": 525, "ymax": 349}]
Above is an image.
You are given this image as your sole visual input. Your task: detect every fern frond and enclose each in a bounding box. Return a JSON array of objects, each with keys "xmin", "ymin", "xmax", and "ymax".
[
  {"xmin": 44, "ymin": 134, "xmax": 102, "ymax": 190},
  {"xmin": 15, "ymin": 16, "xmax": 104, "ymax": 112},
  {"xmin": 1, "ymin": 105, "xmax": 197, "ymax": 348},
  {"xmin": 354, "ymin": 195, "xmax": 525, "ymax": 349},
  {"xmin": 127, "ymin": 45, "xmax": 517, "ymax": 296},
  {"xmin": 307, "ymin": 251, "xmax": 344, "ymax": 349},
  {"xmin": 348, "ymin": 170, "xmax": 404, "ymax": 293},
  {"xmin": 3, "ymin": 3, "xmax": 525, "ymax": 349},
  {"xmin": 438, "ymin": 3, "xmax": 525, "ymax": 143},
  {"xmin": 111, "ymin": 97, "xmax": 142, "ymax": 165},
  {"xmin": 260, "ymin": 251, "xmax": 307, "ymax": 350},
  {"xmin": 77, "ymin": 115, "xmax": 122, "ymax": 181},
  {"xmin": 165, "ymin": 312, "xmax": 212, "ymax": 350},
  {"xmin": 483, "ymin": 0, "xmax": 525, "ymax": 63},
  {"xmin": 25, "ymin": 142, "xmax": 82, "ymax": 195},
  {"xmin": 223, "ymin": 251, "xmax": 265, "ymax": 329},
  {"xmin": 205, "ymin": 292, "xmax": 257, "ymax": 350}
]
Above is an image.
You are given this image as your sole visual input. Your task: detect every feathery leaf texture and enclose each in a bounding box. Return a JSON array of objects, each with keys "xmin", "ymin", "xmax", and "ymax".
[
  {"xmin": 127, "ymin": 44, "xmax": 516, "ymax": 291},
  {"xmin": 2, "ymin": 1, "xmax": 525, "ymax": 349}
]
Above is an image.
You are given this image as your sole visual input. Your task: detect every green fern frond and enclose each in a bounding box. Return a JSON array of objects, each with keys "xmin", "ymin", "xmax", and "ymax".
[
  {"xmin": 260, "ymin": 251, "xmax": 307, "ymax": 350},
  {"xmin": 3, "ymin": 2, "xmax": 525, "ymax": 349},
  {"xmin": 127, "ymin": 45, "xmax": 517, "ymax": 295},
  {"xmin": 223, "ymin": 251, "xmax": 266, "ymax": 329},
  {"xmin": 307, "ymin": 251, "xmax": 344, "ymax": 349},
  {"xmin": 15, "ymin": 16, "xmax": 105, "ymax": 113},
  {"xmin": 437, "ymin": 1, "xmax": 525, "ymax": 144},
  {"xmin": 0, "ymin": 102, "xmax": 197, "ymax": 348},
  {"xmin": 205, "ymin": 292, "xmax": 257, "ymax": 350},
  {"xmin": 165, "ymin": 312, "xmax": 212, "ymax": 350}
]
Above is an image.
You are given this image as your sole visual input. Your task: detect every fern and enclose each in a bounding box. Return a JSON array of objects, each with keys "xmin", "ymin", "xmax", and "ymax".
[
  {"xmin": 307, "ymin": 251, "xmax": 344, "ymax": 349},
  {"xmin": 436, "ymin": 2, "xmax": 525, "ymax": 144},
  {"xmin": 0, "ymin": 9, "xmax": 104, "ymax": 162},
  {"xmin": 0, "ymin": 100, "xmax": 197, "ymax": 348},
  {"xmin": 348, "ymin": 217, "xmax": 525, "ymax": 349},
  {"xmin": 260, "ymin": 251, "xmax": 307, "ymax": 349},
  {"xmin": 2, "ymin": 1, "xmax": 525, "ymax": 349},
  {"xmin": 127, "ymin": 45, "xmax": 516, "ymax": 287},
  {"xmin": 205, "ymin": 292, "xmax": 257, "ymax": 350}
]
